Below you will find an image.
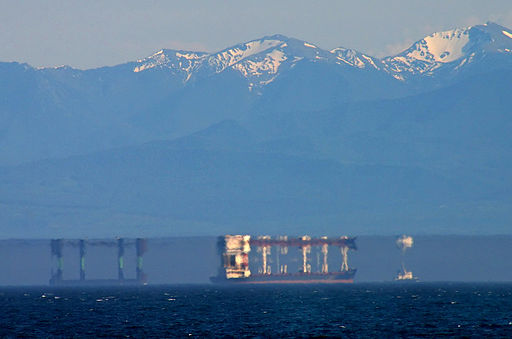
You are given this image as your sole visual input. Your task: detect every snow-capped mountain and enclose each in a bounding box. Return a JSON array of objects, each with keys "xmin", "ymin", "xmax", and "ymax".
[
  {"xmin": 2, "ymin": 20, "xmax": 511, "ymax": 166},
  {"xmin": 133, "ymin": 49, "xmax": 208, "ymax": 81},
  {"xmin": 384, "ymin": 22, "xmax": 512, "ymax": 79},
  {"xmin": 208, "ymin": 35, "xmax": 341, "ymax": 89},
  {"xmin": 129, "ymin": 22, "xmax": 512, "ymax": 88},
  {"xmin": 131, "ymin": 34, "xmax": 379, "ymax": 89}
]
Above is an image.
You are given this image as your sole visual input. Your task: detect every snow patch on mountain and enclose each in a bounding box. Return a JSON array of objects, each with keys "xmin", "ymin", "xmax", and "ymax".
[
  {"xmin": 133, "ymin": 49, "xmax": 207, "ymax": 81},
  {"xmin": 409, "ymin": 29, "xmax": 470, "ymax": 63},
  {"xmin": 331, "ymin": 47, "xmax": 381, "ymax": 69},
  {"xmin": 207, "ymin": 39, "xmax": 284, "ymax": 73},
  {"xmin": 207, "ymin": 36, "xmax": 339, "ymax": 88},
  {"xmin": 383, "ymin": 28, "xmax": 472, "ymax": 76},
  {"xmin": 383, "ymin": 22, "xmax": 512, "ymax": 79},
  {"xmin": 503, "ymin": 30, "xmax": 512, "ymax": 39},
  {"xmin": 232, "ymin": 49, "xmax": 287, "ymax": 78}
]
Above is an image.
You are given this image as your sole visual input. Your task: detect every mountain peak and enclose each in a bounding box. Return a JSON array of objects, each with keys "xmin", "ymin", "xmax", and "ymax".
[
  {"xmin": 262, "ymin": 33, "xmax": 290, "ymax": 41},
  {"xmin": 133, "ymin": 49, "xmax": 208, "ymax": 78},
  {"xmin": 471, "ymin": 21, "xmax": 512, "ymax": 50},
  {"xmin": 331, "ymin": 47, "xmax": 382, "ymax": 69},
  {"xmin": 483, "ymin": 21, "xmax": 509, "ymax": 31},
  {"xmin": 383, "ymin": 22, "xmax": 512, "ymax": 77},
  {"xmin": 395, "ymin": 27, "xmax": 471, "ymax": 64},
  {"xmin": 398, "ymin": 22, "xmax": 512, "ymax": 61}
]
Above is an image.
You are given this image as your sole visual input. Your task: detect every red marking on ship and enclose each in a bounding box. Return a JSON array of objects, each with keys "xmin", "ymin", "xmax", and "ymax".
[{"xmin": 232, "ymin": 279, "xmax": 354, "ymax": 284}]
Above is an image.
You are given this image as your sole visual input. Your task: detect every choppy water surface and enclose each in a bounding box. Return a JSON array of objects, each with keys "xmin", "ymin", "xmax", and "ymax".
[{"xmin": 1, "ymin": 283, "xmax": 512, "ymax": 337}]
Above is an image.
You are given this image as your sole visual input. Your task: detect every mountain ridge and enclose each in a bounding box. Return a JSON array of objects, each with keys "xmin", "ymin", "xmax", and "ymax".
[{"xmin": 29, "ymin": 22, "xmax": 512, "ymax": 85}]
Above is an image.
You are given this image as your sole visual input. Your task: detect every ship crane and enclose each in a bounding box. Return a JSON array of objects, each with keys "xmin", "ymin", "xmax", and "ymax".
[
  {"xmin": 278, "ymin": 235, "xmax": 288, "ymax": 274},
  {"xmin": 321, "ymin": 236, "xmax": 328, "ymax": 273},
  {"xmin": 257, "ymin": 236, "xmax": 272, "ymax": 275},
  {"xmin": 300, "ymin": 235, "xmax": 312, "ymax": 273},
  {"xmin": 340, "ymin": 245, "xmax": 349, "ymax": 272}
]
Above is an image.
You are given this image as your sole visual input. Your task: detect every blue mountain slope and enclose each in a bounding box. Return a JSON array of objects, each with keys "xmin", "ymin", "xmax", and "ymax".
[
  {"xmin": 246, "ymin": 69, "xmax": 512, "ymax": 170},
  {"xmin": 1, "ymin": 23, "xmax": 512, "ymax": 236},
  {"xmin": 1, "ymin": 69, "xmax": 512, "ymax": 238},
  {"xmin": 2, "ymin": 23, "xmax": 511, "ymax": 166},
  {"xmin": 0, "ymin": 140, "xmax": 483, "ymax": 238}
]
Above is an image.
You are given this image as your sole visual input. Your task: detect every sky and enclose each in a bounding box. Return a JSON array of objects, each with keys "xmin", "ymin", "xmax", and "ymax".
[{"xmin": 1, "ymin": 0, "xmax": 512, "ymax": 69}]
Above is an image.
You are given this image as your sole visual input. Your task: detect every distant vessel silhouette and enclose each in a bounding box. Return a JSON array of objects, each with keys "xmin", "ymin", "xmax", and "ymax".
[{"xmin": 49, "ymin": 238, "xmax": 148, "ymax": 286}]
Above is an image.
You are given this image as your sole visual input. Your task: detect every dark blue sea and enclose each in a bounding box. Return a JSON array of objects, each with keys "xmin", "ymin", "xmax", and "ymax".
[{"xmin": 1, "ymin": 283, "xmax": 512, "ymax": 337}]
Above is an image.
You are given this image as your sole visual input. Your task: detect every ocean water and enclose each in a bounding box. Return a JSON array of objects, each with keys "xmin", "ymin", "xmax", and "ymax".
[{"xmin": 1, "ymin": 283, "xmax": 512, "ymax": 337}]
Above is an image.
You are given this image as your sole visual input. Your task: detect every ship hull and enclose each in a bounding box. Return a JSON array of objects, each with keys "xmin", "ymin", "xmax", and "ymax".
[
  {"xmin": 211, "ymin": 270, "xmax": 356, "ymax": 284},
  {"xmin": 394, "ymin": 278, "xmax": 419, "ymax": 283}
]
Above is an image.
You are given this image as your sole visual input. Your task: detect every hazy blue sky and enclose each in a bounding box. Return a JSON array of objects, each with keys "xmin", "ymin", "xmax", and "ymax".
[{"xmin": 1, "ymin": 0, "xmax": 512, "ymax": 69}]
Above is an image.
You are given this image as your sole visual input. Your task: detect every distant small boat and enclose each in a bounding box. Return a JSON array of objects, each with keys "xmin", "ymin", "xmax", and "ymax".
[{"xmin": 394, "ymin": 267, "xmax": 419, "ymax": 282}]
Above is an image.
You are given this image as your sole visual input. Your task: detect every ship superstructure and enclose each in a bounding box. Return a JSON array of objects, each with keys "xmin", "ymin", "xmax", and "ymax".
[{"xmin": 211, "ymin": 235, "xmax": 357, "ymax": 284}]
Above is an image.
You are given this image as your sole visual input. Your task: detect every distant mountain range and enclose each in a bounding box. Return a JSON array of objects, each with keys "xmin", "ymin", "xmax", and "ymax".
[
  {"xmin": 131, "ymin": 22, "xmax": 512, "ymax": 83},
  {"xmin": 1, "ymin": 22, "xmax": 511, "ymax": 237}
]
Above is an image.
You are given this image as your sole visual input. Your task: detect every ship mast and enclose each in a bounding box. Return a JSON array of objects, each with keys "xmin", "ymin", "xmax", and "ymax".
[
  {"xmin": 262, "ymin": 245, "xmax": 270, "ymax": 274},
  {"xmin": 258, "ymin": 236, "xmax": 271, "ymax": 275},
  {"xmin": 279, "ymin": 235, "xmax": 288, "ymax": 273},
  {"xmin": 340, "ymin": 245, "xmax": 349, "ymax": 272}
]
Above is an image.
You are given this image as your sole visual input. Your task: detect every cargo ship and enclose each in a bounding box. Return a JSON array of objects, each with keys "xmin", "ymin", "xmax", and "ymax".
[{"xmin": 211, "ymin": 235, "xmax": 357, "ymax": 284}]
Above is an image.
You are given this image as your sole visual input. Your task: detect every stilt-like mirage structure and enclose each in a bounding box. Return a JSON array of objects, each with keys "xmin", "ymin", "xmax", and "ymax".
[
  {"xmin": 395, "ymin": 235, "xmax": 418, "ymax": 281},
  {"xmin": 211, "ymin": 235, "xmax": 357, "ymax": 284},
  {"xmin": 50, "ymin": 238, "xmax": 148, "ymax": 286}
]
